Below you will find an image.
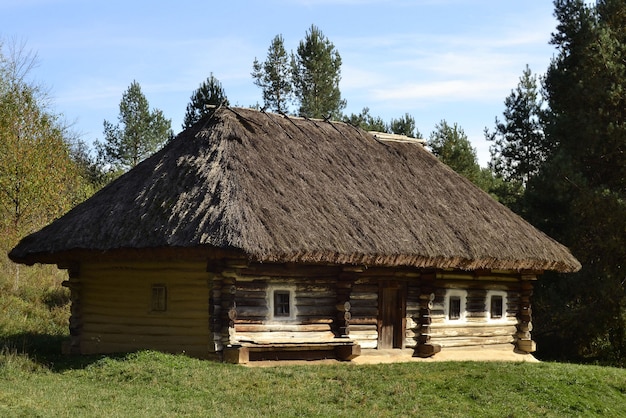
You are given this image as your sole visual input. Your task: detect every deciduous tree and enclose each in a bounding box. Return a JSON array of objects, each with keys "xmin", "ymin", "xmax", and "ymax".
[{"xmin": 0, "ymin": 40, "xmax": 86, "ymax": 248}]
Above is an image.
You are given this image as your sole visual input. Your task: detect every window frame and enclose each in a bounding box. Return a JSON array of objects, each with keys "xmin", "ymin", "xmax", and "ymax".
[
  {"xmin": 268, "ymin": 285, "xmax": 296, "ymax": 321},
  {"xmin": 151, "ymin": 284, "xmax": 167, "ymax": 312},
  {"xmin": 444, "ymin": 289, "xmax": 467, "ymax": 323},
  {"xmin": 486, "ymin": 290, "xmax": 508, "ymax": 322}
]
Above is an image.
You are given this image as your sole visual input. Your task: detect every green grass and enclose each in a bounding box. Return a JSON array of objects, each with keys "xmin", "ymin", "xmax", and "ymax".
[
  {"xmin": 1, "ymin": 259, "xmax": 626, "ymax": 417},
  {"xmin": 0, "ymin": 350, "xmax": 625, "ymax": 417}
]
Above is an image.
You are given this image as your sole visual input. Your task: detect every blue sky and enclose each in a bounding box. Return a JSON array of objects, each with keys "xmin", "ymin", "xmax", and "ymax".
[{"xmin": 1, "ymin": 0, "xmax": 560, "ymax": 165}]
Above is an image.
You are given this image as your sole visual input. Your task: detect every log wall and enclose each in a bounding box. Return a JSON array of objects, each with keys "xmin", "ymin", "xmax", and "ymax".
[
  {"xmin": 63, "ymin": 257, "xmax": 534, "ymax": 358},
  {"xmin": 216, "ymin": 264, "xmax": 342, "ymax": 346},
  {"xmin": 348, "ymin": 278, "xmax": 379, "ymax": 349},
  {"xmin": 426, "ymin": 271, "xmax": 523, "ymax": 348},
  {"xmin": 72, "ymin": 261, "xmax": 211, "ymax": 358}
]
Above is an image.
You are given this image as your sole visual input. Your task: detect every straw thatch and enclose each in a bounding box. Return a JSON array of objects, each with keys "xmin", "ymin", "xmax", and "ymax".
[{"xmin": 9, "ymin": 107, "xmax": 580, "ymax": 272}]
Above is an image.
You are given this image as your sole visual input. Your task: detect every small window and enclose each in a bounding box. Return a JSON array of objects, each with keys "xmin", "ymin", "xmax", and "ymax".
[
  {"xmin": 151, "ymin": 285, "xmax": 167, "ymax": 312},
  {"xmin": 490, "ymin": 295, "xmax": 503, "ymax": 319},
  {"xmin": 449, "ymin": 296, "xmax": 461, "ymax": 320},
  {"xmin": 268, "ymin": 285, "xmax": 296, "ymax": 320},
  {"xmin": 444, "ymin": 289, "xmax": 467, "ymax": 322},
  {"xmin": 274, "ymin": 291, "xmax": 291, "ymax": 317},
  {"xmin": 486, "ymin": 290, "xmax": 507, "ymax": 322}
]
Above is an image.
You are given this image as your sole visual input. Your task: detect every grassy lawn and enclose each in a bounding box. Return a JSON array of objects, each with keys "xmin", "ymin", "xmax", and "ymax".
[{"xmin": 0, "ymin": 349, "xmax": 625, "ymax": 417}]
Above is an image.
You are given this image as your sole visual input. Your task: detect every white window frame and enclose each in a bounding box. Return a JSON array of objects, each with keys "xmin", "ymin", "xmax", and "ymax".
[
  {"xmin": 486, "ymin": 290, "xmax": 508, "ymax": 322},
  {"xmin": 267, "ymin": 285, "xmax": 296, "ymax": 321},
  {"xmin": 444, "ymin": 289, "xmax": 467, "ymax": 323}
]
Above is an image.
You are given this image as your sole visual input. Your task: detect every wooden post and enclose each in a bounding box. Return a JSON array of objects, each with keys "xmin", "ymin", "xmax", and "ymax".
[
  {"xmin": 209, "ymin": 276, "xmax": 224, "ymax": 352},
  {"xmin": 60, "ymin": 263, "xmax": 82, "ymax": 355},
  {"xmin": 221, "ymin": 276, "xmax": 237, "ymax": 346},
  {"xmin": 516, "ymin": 275, "xmax": 537, "ymax": 353},
  {"xmin": 415, "ymin": 271, "xmax": 441, "ymax": 358},
  {"xmin": 335, "ymin": 274, "xmax": 354, "ymax": 337}
]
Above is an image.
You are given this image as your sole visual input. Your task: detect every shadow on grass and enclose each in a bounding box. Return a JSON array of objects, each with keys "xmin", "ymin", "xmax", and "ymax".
[{"xmin": 0, "ymin": 332, "xmax": 120, "ymax": 372}]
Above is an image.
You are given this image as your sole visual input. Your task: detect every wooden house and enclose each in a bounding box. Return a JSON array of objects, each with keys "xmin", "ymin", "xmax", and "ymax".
[{"xmin": 9, "ymin": 107, "xmax": 581, "ymax": 363}]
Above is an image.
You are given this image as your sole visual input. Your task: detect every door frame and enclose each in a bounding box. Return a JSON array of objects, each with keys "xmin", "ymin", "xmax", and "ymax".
[{"xmin": 377, "ymin": 280, "xmax": 406, "ymax": 349}]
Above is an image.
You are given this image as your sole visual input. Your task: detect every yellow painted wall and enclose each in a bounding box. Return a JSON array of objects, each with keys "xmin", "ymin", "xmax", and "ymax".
[{"xmin": 76, "ymin": 261, "xmax": 211, "ymax": 358}]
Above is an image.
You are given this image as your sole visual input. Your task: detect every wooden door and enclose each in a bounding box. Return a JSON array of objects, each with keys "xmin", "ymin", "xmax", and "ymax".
[{"xmin": 378, "ymin": 284, "xmax": 405, "ymax": 349}]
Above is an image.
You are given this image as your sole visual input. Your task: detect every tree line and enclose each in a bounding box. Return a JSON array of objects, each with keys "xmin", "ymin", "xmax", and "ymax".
[
  {"xmin": 486, "ymin": 0, "xmax": 626, "ymax": 365},
  {"xmin": 1, "ymin": 1, "xmax": 624, "ymax": 365}
]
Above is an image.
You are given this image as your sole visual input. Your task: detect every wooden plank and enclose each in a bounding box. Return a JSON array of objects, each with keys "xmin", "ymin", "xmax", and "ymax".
[
  {"xmin": 430, "ymin": 335, "xmax": 514, "ymax": 347},
  {"xmin": 429, "ymin": 324, "xmax": 517, "ymax": 338},
  {"xmin": 81, "ymin": 332, "xmax": 208, "ymax": 346},
  {"xmin": 83, "ymin": 313, "xmax": 208, "ymax": 327},
  {"xmin": 83, "ymin": 323, "xmax": 208, "ymax": 336},
  {"xmin": 235, "ymin": 324, "xmax": 331, "ymax": 332}
]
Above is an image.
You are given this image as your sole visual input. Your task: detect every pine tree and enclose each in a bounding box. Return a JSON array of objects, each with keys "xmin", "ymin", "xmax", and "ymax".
[
  {"xmin": 252, "ymin": 35, "xmax": 292, "ymax": 113},
  {"xmin": 428, "ymin": 120, "xmax": 496, "ymax": 193},
  {"xmin": 487, "ymin": 65, "xmax": 549, "ymax": 186},
  {"xmin": 390, "ymin": 113, "xmax": 421, "ymax": 138},
  {"xmin": 342, "ymin": 107, "xmax": 387, "ymax": 132},
  {"xmin": 528, "ymin": 0, "xmax": 626, "ymax": 365},
  {"xmin": 183, "ymin": 74, "xmax": 228, "ymax": 129},
  {"xmin": 291, "ymin": 25, "xmax": 346, "ymax": 119},
  {"xmin": 97, "ymin": 81, "xmax": 171, "ymax": 171}
]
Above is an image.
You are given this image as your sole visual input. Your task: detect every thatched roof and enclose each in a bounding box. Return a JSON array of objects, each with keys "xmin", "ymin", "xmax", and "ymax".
[{"xmin": 9, "ymin": 107, "xmax": 580, "ymax": 272}]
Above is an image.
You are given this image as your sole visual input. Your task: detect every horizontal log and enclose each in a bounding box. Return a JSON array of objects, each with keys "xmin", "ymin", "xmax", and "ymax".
[
  {"xmin": 295, "ymin": 305, "xmax": 334, "ymax": 317},
  {"xmin": 429, "ymin": 325, "xmax": 517, "ymax": 338},
  {"xmin": 232, "ymin": 318, "xmax": 263, "ymax": 325},
  {"xmin": 348, "ymin": 324, "xmax": 377, "ymax": 332},
  {"xmin": 350, "ymin": 293, "xmax": 378, "ymax": 301},
  {"xmin": 234, "ymin": 290, "xmax": 266, "ymax": 299},
  {"xmin": 237, "ymin": 265, "xmax": 339, "ymax": 278},
  {"xmin": 354, "ymin": 340, "xmax": 378, "ymax": 349},
  {"xmin": 295, "ymin": 297, "xmax": 336, "ymax": 306},
  {"xmin": 83, "ymin": 313, "xmax": 208, "ymax": 327},
  {"xmin": 233, "ymin": 283, "xmax": 267, "ymax": 292},
  {"xmin": 235, "ymin": 299, "xmax": 267, "ymax": 307},
  {"xmin": 430, "ymin": 335, "xmax": 514, "ymax": 347},
  {"xmin": 82, "ymin": 322, "xmax": 208, "ymax": 336},
  {"xmin": 235, "ymin": 324, "xmax": 331, "ymax": 333},
  {"xmin": 348, "ymin": 317, "xmax": 377, "ymax": 325},
  {"xmin": 350, "ymin": 307, "xmax": 378, "ymax": 317},
  {"xmin": 81, "ymin": 332, "xmax": 208, "ymax": 346},
  {"xmin": 234, "ymin": 331, "xmax": 336, "ymax": 343},
  {"xmin": 234, "ymin": 306, "xmax": 269, "ymax": 318},
  {"xmin": 82, "ymin": 307, "xmax": 209, "ymax": 320},
  {"xmin": 81, "ymin": 261, "xmax": 208, "ymax": 273},
  {"xmin": 299, "ymin": 318, "xmax": 334, "ymax": 325}
]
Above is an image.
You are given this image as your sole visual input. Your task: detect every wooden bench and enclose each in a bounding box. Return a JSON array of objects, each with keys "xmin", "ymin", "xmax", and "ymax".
[{"xmin": 223, "ymin": 341, "xmax": 361, "ymax": 364}]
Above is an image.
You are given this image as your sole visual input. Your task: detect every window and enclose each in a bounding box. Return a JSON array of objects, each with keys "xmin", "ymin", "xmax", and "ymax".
[
  {"xmin": 268, "ymin": 285, "xmax": 296, "ymax": 320},
  {"xmin": 449, "ymin": 296, "xmax": 461, "ymax": 320},
  {"xmin": 151, "ymin": 285, "xmax": 167, "ymax": 312},
  {"xmin": 486, "ymin": 290, "xmax": 507, "ymax": 322},
  {"xmin": 274, "ymin": 291, "xmax": 291, "ymax": 317},
  {"xmin": 444, "ymin": 290, "xmax": 467, "ymax": 322},
  {"xmin": 490, "ymin": 295, "xmax": 503, "ymax": 319}
]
